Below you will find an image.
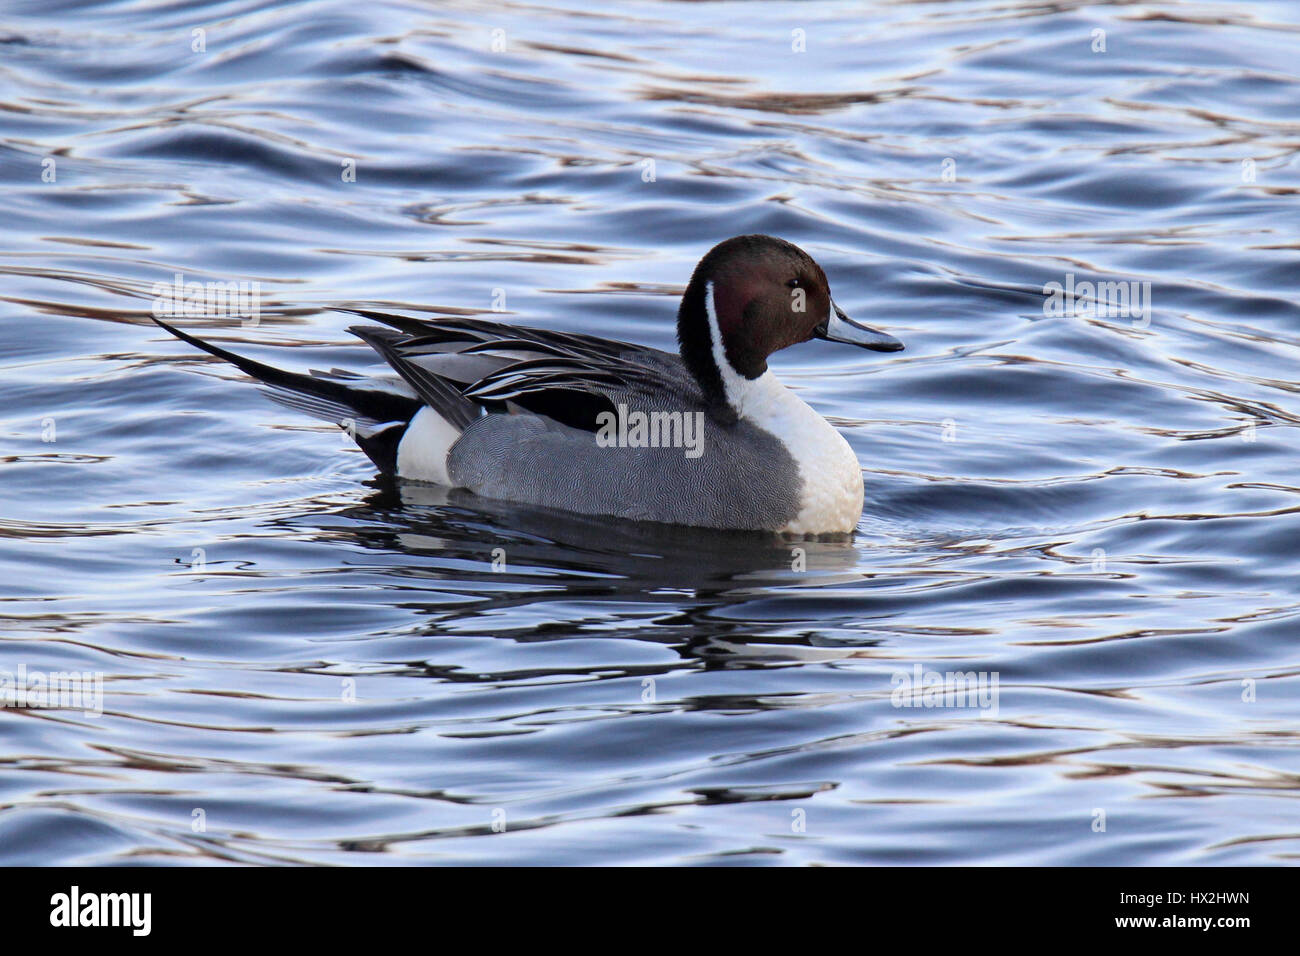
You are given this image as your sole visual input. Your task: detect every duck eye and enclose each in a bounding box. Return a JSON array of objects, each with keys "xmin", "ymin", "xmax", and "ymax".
[{"xmin": 787, "ymin": 278, "xmax": 801, "ymax": 288}]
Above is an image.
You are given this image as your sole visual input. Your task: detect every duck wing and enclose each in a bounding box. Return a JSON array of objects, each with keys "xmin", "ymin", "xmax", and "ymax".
[{"xmin": 341, "ymin": 310, "xmax": 686, "ymax": 432}]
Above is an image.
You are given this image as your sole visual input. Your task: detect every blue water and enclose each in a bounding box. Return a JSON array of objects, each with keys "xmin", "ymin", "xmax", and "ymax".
[{"xmin": 1, "ymin": 0, "xmax": 1298, "ymax": 865}]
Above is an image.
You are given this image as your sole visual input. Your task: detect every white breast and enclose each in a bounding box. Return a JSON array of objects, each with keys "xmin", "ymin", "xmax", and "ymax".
[
  {"xmin": 732, "ymin": 373, "xmax": 865, "ymax": 535},
  {"xmin": 704, "ymin": 282, "xmax": 865, "ymax": 535}
]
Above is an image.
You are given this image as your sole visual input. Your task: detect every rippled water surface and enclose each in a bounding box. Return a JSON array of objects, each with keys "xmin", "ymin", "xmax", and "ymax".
[{"xmin": 2, "ymin": 0, "xmax": 1299, "ymax": 865}]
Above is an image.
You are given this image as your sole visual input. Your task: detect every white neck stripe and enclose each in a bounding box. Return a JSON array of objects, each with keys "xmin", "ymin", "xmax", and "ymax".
[
  {"xmin": 704, "ymin": 280, "xmax": 863, "ymax": 532},
  {"xmin": 704, "ymin": 280, "xmax": 763, "ymax": 415}
]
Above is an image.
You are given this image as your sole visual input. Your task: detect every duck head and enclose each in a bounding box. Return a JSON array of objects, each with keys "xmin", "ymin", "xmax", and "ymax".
[{"xmin": 676, "ymin": 234, "xmax": 903, "ymax": 408}]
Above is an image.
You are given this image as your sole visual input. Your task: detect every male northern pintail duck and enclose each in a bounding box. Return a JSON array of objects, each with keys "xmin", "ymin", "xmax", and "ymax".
[{"xmin": 154, "ymin": 235, "xmax": 903, "ymax": 535}]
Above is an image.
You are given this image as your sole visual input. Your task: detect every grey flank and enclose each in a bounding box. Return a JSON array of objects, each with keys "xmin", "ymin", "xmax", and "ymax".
[{"xmin": 447, "ymin": 350, "xmax": 802, "ymax": 531}]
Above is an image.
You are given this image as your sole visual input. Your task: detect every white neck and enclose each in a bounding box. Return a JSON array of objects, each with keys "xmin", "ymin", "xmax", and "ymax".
[
  {"xmin": 702, "ymin": 281, "xmax": 864, "ymax": 534},
  {"xmin": 704, "ymin": 280, "xmax": 767, "ymax": 415}
]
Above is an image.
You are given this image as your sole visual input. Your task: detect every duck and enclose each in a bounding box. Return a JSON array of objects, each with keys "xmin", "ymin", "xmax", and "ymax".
[{"xmin": 153, "ymin": 234, "xmax": 903, "ymax": 535}]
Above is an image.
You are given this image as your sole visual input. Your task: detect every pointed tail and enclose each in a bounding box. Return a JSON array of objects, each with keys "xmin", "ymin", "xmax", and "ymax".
[{"xmin": 151, "ymin": 316, "xmax": 423, "ymax": 473}]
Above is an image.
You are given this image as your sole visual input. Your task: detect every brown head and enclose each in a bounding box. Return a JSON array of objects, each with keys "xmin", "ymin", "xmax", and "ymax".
[{"xmin": 676, "ymin": 235, "xmax": 902, "ymax": 407}]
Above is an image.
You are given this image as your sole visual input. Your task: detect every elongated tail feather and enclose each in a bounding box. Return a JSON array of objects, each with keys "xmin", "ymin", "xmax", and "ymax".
[{"xmin": 151, "ymin": 316, "xmax": 425, "ymax": 473}]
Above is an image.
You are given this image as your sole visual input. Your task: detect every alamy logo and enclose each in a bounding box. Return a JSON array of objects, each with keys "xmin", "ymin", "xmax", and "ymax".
[
  {"xmin": 152, "ymin": 272, "xmax": 261, "ymax": 325},
  {"xmin": 1043, "ymin": 272, "xmax": 1151, "ymax": 328},
  {"xmin": 0, "ymin": 664, "xmax": 102, "ymax": 717},
  {"xmin": 50, "ymin": 886, "xmax": 151, "ymax": 936},
  {"xmin": 890, "ymin": 664, "xmax": 999, "ymax": 718},
  {"xmin": 595, "ymin": 404, "xmax": 705, "ymax": 459}
]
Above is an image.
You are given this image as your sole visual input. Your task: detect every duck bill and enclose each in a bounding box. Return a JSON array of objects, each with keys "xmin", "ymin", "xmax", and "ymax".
[{"xmin": 815, "ymin": 301, "xmax": 904, "ymax": 352}]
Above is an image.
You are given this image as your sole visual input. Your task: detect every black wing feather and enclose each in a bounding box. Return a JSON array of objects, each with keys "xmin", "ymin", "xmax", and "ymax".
[
  {"xmin": 337, "ymin": 309, "xmax": 677, "ymax": 433},
  {"xmin": 346, "ymin": 326, "xmax": 479, "ymax": 430}
]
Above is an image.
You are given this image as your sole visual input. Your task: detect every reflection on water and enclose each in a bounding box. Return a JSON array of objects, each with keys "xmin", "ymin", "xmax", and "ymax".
[{"xmin": 1, "ymin": 0, "xmax": 1298, "ymax": 865}]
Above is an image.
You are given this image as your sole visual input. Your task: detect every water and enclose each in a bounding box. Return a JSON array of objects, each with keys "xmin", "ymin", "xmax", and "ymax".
[{"xmin": 1, "ymin": 0, "xmax": 1298, "ymax": 866}]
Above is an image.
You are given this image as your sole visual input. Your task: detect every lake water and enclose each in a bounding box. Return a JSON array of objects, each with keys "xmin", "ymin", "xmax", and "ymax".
[{"xmin": 1, "ymin": 0, "xmax": 1298, "ymax": 865}]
